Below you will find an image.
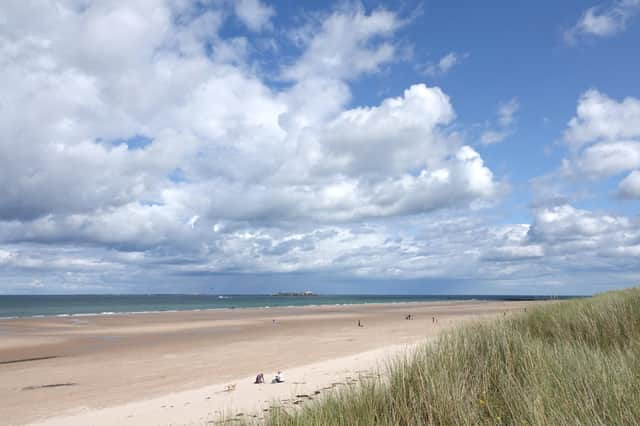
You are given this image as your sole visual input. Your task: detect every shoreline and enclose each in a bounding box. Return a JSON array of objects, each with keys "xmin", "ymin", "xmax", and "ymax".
[
  {"xmin": 0, "ymin": 300, "xmax": 453, "ymax": 321},
  {"xmin": 0, "ymin": 294, "xmax": 570, "ymax": 320}
]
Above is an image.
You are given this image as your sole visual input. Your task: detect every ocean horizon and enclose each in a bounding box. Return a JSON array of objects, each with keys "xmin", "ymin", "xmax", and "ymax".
[{"xmin": 0, "ymin": 294, "xmax": 580, "ymax": 319}]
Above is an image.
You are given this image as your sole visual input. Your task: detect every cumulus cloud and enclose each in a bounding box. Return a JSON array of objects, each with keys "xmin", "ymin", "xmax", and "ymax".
[
  {"xmin": 0, "ymin": 1, "xmax": 512, "ymax": 292},
  {"xmin": 527, "ymin": 204, "xmax": 632, "ymax": 243},
  {"xmin": 282, "ymin": 4, "xmax": 400, "ymax": 81},
  {"xmin": 5, "ymin": 2, "xmax": 636, "ymax": 294},
  {"xmin": 564, "ymin": 0, "xmax": 640, "ymax": 44},
  {"xmin": 0, "ymin": 0, "xmax": 262, "ymax": 221},
  {"xmin": 572, "ymin": 141, "xmax": 640, "ymax": 177},
  {"xmin": 480, "ymin": 224, "xmax": 544, "ymax": 262},
  {"xmin": 313, "ymin": 84, "xmax": 456, "ymax": 177},
  {"xmin": 564, "ymin": 90, "xmax": 640, "ymax": 148},
  {"xmin": 481, "ymin": 98, "xmax": 520, "ymax": 145},
  {"xmin": 519, "ymin": 204, "xmax": 640, "ymax": 287},
  {"xmin": 561, "ymin": 90, "xmax": 640, "ymax": 203}
]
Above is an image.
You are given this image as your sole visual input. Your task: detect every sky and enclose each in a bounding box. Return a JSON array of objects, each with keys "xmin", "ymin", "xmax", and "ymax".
[{"xmin": 1, "ymin": 0, "xmax": 639, "ymax": 295}]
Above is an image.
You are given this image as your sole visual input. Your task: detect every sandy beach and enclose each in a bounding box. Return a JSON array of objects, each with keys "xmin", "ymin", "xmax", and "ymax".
[{"xmin": 0, "ymin": 300, "xmax": 543, "ymax": 425}]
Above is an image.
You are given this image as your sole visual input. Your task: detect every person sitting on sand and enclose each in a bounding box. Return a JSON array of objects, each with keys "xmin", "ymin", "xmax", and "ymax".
[
  {"xmin": 272, "ymin": 371, "xmax": 284, "ymax": 383},
  {"xmin": 254, "ymin": 373, "xmax": 264, "ymax": 384}
]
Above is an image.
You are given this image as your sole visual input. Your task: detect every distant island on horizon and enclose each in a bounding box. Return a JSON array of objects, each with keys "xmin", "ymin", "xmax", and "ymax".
[{"xmin": 272, "ymin": 290, "xmax": 316, "ymax": 296}]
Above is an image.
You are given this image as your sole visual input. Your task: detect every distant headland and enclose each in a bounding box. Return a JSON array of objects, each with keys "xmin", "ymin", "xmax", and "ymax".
[{"xmin": 272, "ymin": 290, "xmax": 316, "ymax": 296}]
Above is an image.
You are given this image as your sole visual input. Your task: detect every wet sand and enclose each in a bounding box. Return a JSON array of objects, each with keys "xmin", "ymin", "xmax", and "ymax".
[{"xmin": 0, "ymin": 300, "xmax": 544, "ymax": 425}]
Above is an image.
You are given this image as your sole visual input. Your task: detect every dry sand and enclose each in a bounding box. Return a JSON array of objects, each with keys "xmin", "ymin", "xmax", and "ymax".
[{"xmin": 0, "ymin": 300, "xmax": 543, "ymax": 425}]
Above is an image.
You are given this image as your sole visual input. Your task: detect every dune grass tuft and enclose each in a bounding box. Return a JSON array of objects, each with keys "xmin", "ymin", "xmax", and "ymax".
[{"xmin": 260, "ymin": 288, "xmax": 640, "ymax": 425}]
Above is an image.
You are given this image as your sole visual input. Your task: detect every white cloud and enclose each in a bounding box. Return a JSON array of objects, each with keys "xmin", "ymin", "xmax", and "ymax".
[
  {"xmin": 618, "ymin": 170, "xmax": 640, "ymax": 198},
  {"xmin": 313, "ymin": 84, "xmax": 456, "ymax": 177},
  {"xmin": 564, "ymin": 90, "xmax": 640, "ymax": 148},
  {"xmin": 5, "ymin": 2, "xmax": 636, "ymax": 294},
  {"xmin": 0, "ymin": 0, "xmax": 265, "ymax": 221},
  {"xmin": 562, "ymin": 91, "xmax": 640, "ymax": 192},
  {"xmin": 422, "ymin": 52, "xmax": 467, "ymax": 76},
  {"xmin": 2, "ymin": 203, "xmax": 639, "ymax": 293},
  {"xmin": 527, "ymin": 204, "xmax": 632, "ymax": 243},
  {"xmin": 514, "ymin": 204, "xmax": 640, "ymax": 289},
  {"xmin": 572, "ymin": 141, "xmax": 640, "ymax": 176},
  {"xmin": 282, "ymin": 5, "xmax": 400, "ymax": 81},
  {"xmin": 564, "ymin": 0, "xmax": 640, "ymax": 44},
  {"xmin": 233, "ymin": 0, "xmax": 275, "ymax": 32},
  {"xmin": 0, "ymin": 0, "xmax": 504, "ymax": 293},
  {"xmin": 480, "ymin": 224, "xmax": 544, "ymax": 262},
  {"xmin": 481, "ymin": 98, "xmax": 519, "ymax": 145}
]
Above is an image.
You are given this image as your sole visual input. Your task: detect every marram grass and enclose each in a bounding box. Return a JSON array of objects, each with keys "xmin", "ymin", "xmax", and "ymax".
[{"xmin": 259, "ymin": 288, "xmax": 640, "ymax": 425}]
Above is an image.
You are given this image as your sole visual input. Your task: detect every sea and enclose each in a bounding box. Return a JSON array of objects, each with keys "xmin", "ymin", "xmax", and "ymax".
[{"xmin": 0, "ymin": 294, "xmax": 577, "ymax": 319}]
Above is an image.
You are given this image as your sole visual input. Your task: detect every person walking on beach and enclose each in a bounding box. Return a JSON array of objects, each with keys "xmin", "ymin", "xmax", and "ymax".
[{"xmin": 357, "ymin": 320, "xmax": 363, "ymax": 327}]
